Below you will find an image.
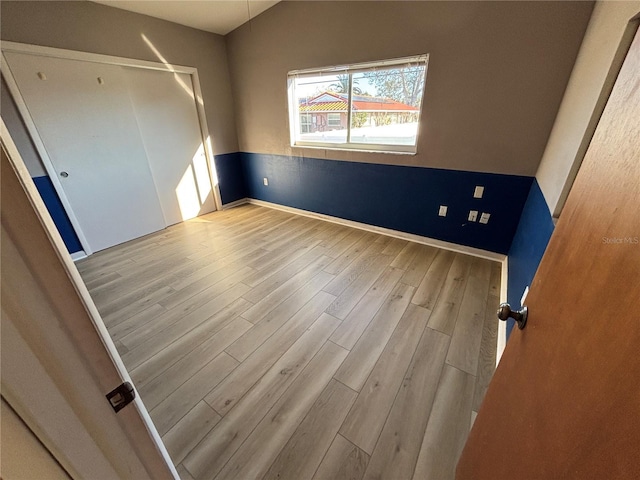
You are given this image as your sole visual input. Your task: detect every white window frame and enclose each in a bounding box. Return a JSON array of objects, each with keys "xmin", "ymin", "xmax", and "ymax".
[
  {"xmin": 287, "ymin": 55, "xmax": 428, "ymax": 155},
  {"xmin": 300, "ymin": 113, "xmax": 313, "ymax": 133}
]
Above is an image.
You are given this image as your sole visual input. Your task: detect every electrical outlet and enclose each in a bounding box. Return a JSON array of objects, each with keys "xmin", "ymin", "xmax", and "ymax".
[
  {"xmin": 468, "ymin": 210, "xmax": 478, "ymax": 222},
  {"xmin": 474, "ymin": 186, "xmax": 484, "ymax": 199},
  {"xmin": 263, "ymin": 177, "xmax": 269, "ymax": 186},
  {"xmin": 479, "ymin": 212, "xmax": 490, "ymax": 224},
  {"xmin": 438, "ymin": 205, "xmax": 448, "ymax": 217}
]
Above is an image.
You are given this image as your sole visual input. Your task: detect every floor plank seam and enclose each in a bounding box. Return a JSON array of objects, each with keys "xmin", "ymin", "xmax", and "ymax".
[
  {"xmin": 330, "ymin": 376, "xmax": 360, "ymax": 395},
  {"xmin": 343, "ymin": 315, "xmax": 435, "ymax": 457}
]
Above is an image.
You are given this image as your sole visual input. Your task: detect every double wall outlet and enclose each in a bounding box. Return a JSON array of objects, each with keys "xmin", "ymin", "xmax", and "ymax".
[
  {"xmin": 263, "ymin": 177, "xmax": 269, "ymax": 186},
  {"xmin": 479, "ymin": 212, "xmax": 491, "ymax": 224},
  {"xmin": 473, "ymin": 186, "xmax": 484, "ymax": 199},
  {"xmin": 439, "ymin": 205, "xmax": 448, "ymax": 217}
]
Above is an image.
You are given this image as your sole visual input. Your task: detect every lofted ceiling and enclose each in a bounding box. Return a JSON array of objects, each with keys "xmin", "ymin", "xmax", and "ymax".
[{"xmin": 92, "ymin": 1, "xmax": 281, "ymax": 35}]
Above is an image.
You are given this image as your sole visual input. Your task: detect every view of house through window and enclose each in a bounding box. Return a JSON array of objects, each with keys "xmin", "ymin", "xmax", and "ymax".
[{"xmin": 288, "ymin": 55, "xmax": 428, "ymax": 153}]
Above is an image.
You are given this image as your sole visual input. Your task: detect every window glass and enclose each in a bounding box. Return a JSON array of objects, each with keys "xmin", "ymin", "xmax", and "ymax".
[
  {"xmin": 293, "ymin": 75, "xmax": 347, "ymax": 144},
  {"xmin": 288, "ymin": 56, "xmax": 428, "ymax": 153}
]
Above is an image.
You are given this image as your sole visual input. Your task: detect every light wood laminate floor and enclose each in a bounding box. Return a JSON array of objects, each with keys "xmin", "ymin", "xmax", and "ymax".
[{"xmin": 77, "ymin": 204, "xmax": 500, "ymax": 480}]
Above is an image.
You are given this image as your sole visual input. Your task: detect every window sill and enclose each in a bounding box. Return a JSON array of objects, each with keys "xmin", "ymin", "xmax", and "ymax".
[{"xmin": 291, "ymin": 143, "xmax": 417, "ymax": 156}]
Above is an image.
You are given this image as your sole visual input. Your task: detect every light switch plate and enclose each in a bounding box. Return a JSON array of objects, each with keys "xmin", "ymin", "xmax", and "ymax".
[
  {"xmin": 263, "ymin": 177, "xmax": 269, "ymax": 186},
  {"xmin": 468, "ymin": 210, "xmax": 478, "ymax": 222}
]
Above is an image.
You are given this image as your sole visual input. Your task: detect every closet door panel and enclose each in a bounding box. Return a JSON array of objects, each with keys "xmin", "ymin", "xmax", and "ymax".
[
  {"xmin": 124, "ymin": 67, "xmax": 216, "ymax": 225},
  {"xmin": 5, "ymin": 52, "xmax": 165, "ymax": 252}
]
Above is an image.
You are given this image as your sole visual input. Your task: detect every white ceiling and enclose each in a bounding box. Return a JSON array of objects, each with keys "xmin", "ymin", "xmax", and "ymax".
[{"xmin": 92, "ymin": 1, "xmax": 281, "ymax": 35}]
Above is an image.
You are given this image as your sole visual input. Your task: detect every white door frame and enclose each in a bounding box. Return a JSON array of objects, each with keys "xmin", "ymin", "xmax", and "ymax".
[
  {"xmin": 1, "ymin": 41, "xmax": 223, "ymax": 256},
  {"xmin": 1, "ymin": 118, "xmax": 178, "ymax": 479}
]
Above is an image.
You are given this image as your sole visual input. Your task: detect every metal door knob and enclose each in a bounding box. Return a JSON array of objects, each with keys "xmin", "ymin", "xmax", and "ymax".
[
  {"xmin": 60, "ymin": 171, "xmax": 69, "ymax": 178},
  {"xmin": 497, "ymin": 303, "xmax": 528, "ymax": 330}
]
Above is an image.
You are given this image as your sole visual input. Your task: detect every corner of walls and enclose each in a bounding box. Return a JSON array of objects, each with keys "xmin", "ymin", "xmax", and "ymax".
[
  {"xmin": 506, "ymin": 179, "xmax": 555, "ymax": 337},
  {"xmin": 535, "ymin": 1, "xmax": 640, "ymax": 219},
  {"xmin": 502, "ymin": 2, "xmax": 640, "ymax": 340}
]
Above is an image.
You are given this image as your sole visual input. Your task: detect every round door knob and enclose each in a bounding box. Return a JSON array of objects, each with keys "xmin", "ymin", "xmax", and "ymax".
[
  {"xmin": 497, "ymin": 303, "xmax": 528, "ymax": 330},
  {"xmin": 60, "ymin": 171, "xmax": 69, "ymax": 178}
]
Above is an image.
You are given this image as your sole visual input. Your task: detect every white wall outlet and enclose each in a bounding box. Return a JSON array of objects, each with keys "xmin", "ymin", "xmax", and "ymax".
[
  {"xmin": 468, "ymin": 210, "xmax": 478, "ymax": 222},
  {"xmin": 474, "ymin": 186, "xmax": 484, "ymax": 199},
  {"xmin": 438, "ymin": 205, "xmax": 448, "ymax": 217},
  {"xmin": 479, "ymin": 212, "xmax": 490, "ymax": 224},
  {"xmin": 263, "ymin": 177, "xmax": 269, "ymax": 186}
]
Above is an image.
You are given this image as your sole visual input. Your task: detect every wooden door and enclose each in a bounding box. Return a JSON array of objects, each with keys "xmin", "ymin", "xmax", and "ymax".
[
  {"xmin": 4, "ymin": 51, "xmax": 166, "ymax": 253},
  {"xmin": 457, "ymin": 26, "xmax": 640, "ymax": 479}
]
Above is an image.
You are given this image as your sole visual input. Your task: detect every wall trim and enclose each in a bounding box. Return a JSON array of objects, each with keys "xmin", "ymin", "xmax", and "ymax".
[
  {"xmin": 222, "ymin": 197, "xmax": 250, "ymax": 210},
  {"xmin": 70, "ymin": 251, "xmax": 87, "ymax": 262},
  {"xmin": 247, "ymin": 198, "xmax": 506, "ymax": 262},
  {"xmin": 1, "ymin": 40, "xmax": 197, "ymax": 74}
]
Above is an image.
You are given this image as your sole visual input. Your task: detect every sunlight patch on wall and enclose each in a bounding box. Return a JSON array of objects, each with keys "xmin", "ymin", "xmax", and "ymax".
[
  {"xmin": 206, "ymin": 136, "xmax": 219, "ymax": 186},
  {"xmin": 193, "ymin": 143, "xmax": 212, "ymax": 203},
  {"xmin": 176, "ymin": 164, "xmax": 201, "ymax": 220},
  {"xmin": 141, "ymin": 33, "xmax": 204, "ymax": 106}
]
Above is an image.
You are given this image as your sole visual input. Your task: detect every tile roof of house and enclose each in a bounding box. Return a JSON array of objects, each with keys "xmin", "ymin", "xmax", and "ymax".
[{"xmin": 299, "ymin": 91, "xmax": 418, "ymax": 113}]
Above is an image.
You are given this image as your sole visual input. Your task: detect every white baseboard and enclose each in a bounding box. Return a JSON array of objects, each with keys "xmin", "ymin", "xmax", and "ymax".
[
  {"xmin": 247, "ymin": 198, "xmax": 506, "ymax": 262},
  {"xmin": 221, "ymin": 198, "xmax": 250, "ymax": 210},
  {"xmin": 70, "ymin": 251, "xmax": 87, "ymax": 262},
  {"xmin": 496, "ymin": 258, "xmax": 509, "ymax": 366}
]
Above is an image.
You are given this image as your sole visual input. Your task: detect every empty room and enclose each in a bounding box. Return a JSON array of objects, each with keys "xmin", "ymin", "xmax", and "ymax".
[{"xmin": 2, "ymin": 1, "xmax": 639, "ymax": 479}]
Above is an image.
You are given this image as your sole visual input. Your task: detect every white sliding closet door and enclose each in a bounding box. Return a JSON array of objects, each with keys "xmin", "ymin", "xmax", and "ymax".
[
  {"xmin": 124, "ymin": 67, "xmax": 216, "ymax": 225},
  {"xmin": 4, "ymin": 52, "xmax": 166, "ymax": 253}
]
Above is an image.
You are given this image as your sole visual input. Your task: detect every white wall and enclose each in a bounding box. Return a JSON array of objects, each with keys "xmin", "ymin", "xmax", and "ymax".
[{"xmin": 536, "ymin": 1, "xmax": 640, "ymax": 217}]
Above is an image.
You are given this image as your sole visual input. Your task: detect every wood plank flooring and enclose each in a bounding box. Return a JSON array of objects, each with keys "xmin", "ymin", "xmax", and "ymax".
[{"xmin": 77, "ymin": 204, "xmax": 500, "ymax": 480}]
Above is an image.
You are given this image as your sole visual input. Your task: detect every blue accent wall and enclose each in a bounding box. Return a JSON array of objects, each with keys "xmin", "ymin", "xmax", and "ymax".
[
  {"xmin": 32, "ymin": 176, "xmax": 83, "ymax": 254},
  {"xmin": 31, "ymin": 149, "xmax": 547, "ymax": 278},
  {"xmin": 506, "ymin": 179, "xmax": 555, "ymax": 336},
  {"xmin": 214, "ymin": 153, "xmax": 247, "ymax": 204},
  {"xmin": 240, "ymin": 152, "xmax": 533, "ymax": 254}
]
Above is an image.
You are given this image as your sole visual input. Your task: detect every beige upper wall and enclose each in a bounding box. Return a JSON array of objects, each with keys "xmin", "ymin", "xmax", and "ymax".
[
  {"xmin": 535, "ymin": 0, "xmax": 640, "ymax": 217},
  {"xmin": 1, "ymin": 398, "xmax": 71, "ymax": 480},
  {"xmin": 226, "ymin": 1, "xmax": 593, "ymax": 176},
  {"xmin": 0, "ymin": 0, "xmax": 238, "ymax": 155}
]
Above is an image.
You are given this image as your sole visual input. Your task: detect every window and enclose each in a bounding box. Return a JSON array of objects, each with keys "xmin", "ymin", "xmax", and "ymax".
[
  {"xmin": 327, "ymin": 113, "xmax": 341, "ymax": 128},
  {"xmin": 300, "ymin": 113, "xmax": 313, "ymax": 133},
  {"xmin": 288, "ymin": 55, "xmax": 428, "ymax": 154}
]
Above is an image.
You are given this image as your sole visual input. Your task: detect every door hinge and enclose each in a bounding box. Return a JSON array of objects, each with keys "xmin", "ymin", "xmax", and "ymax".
[{"xmin": 106, "ymin": 381, "xmax": 136, "ymax": 413}]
